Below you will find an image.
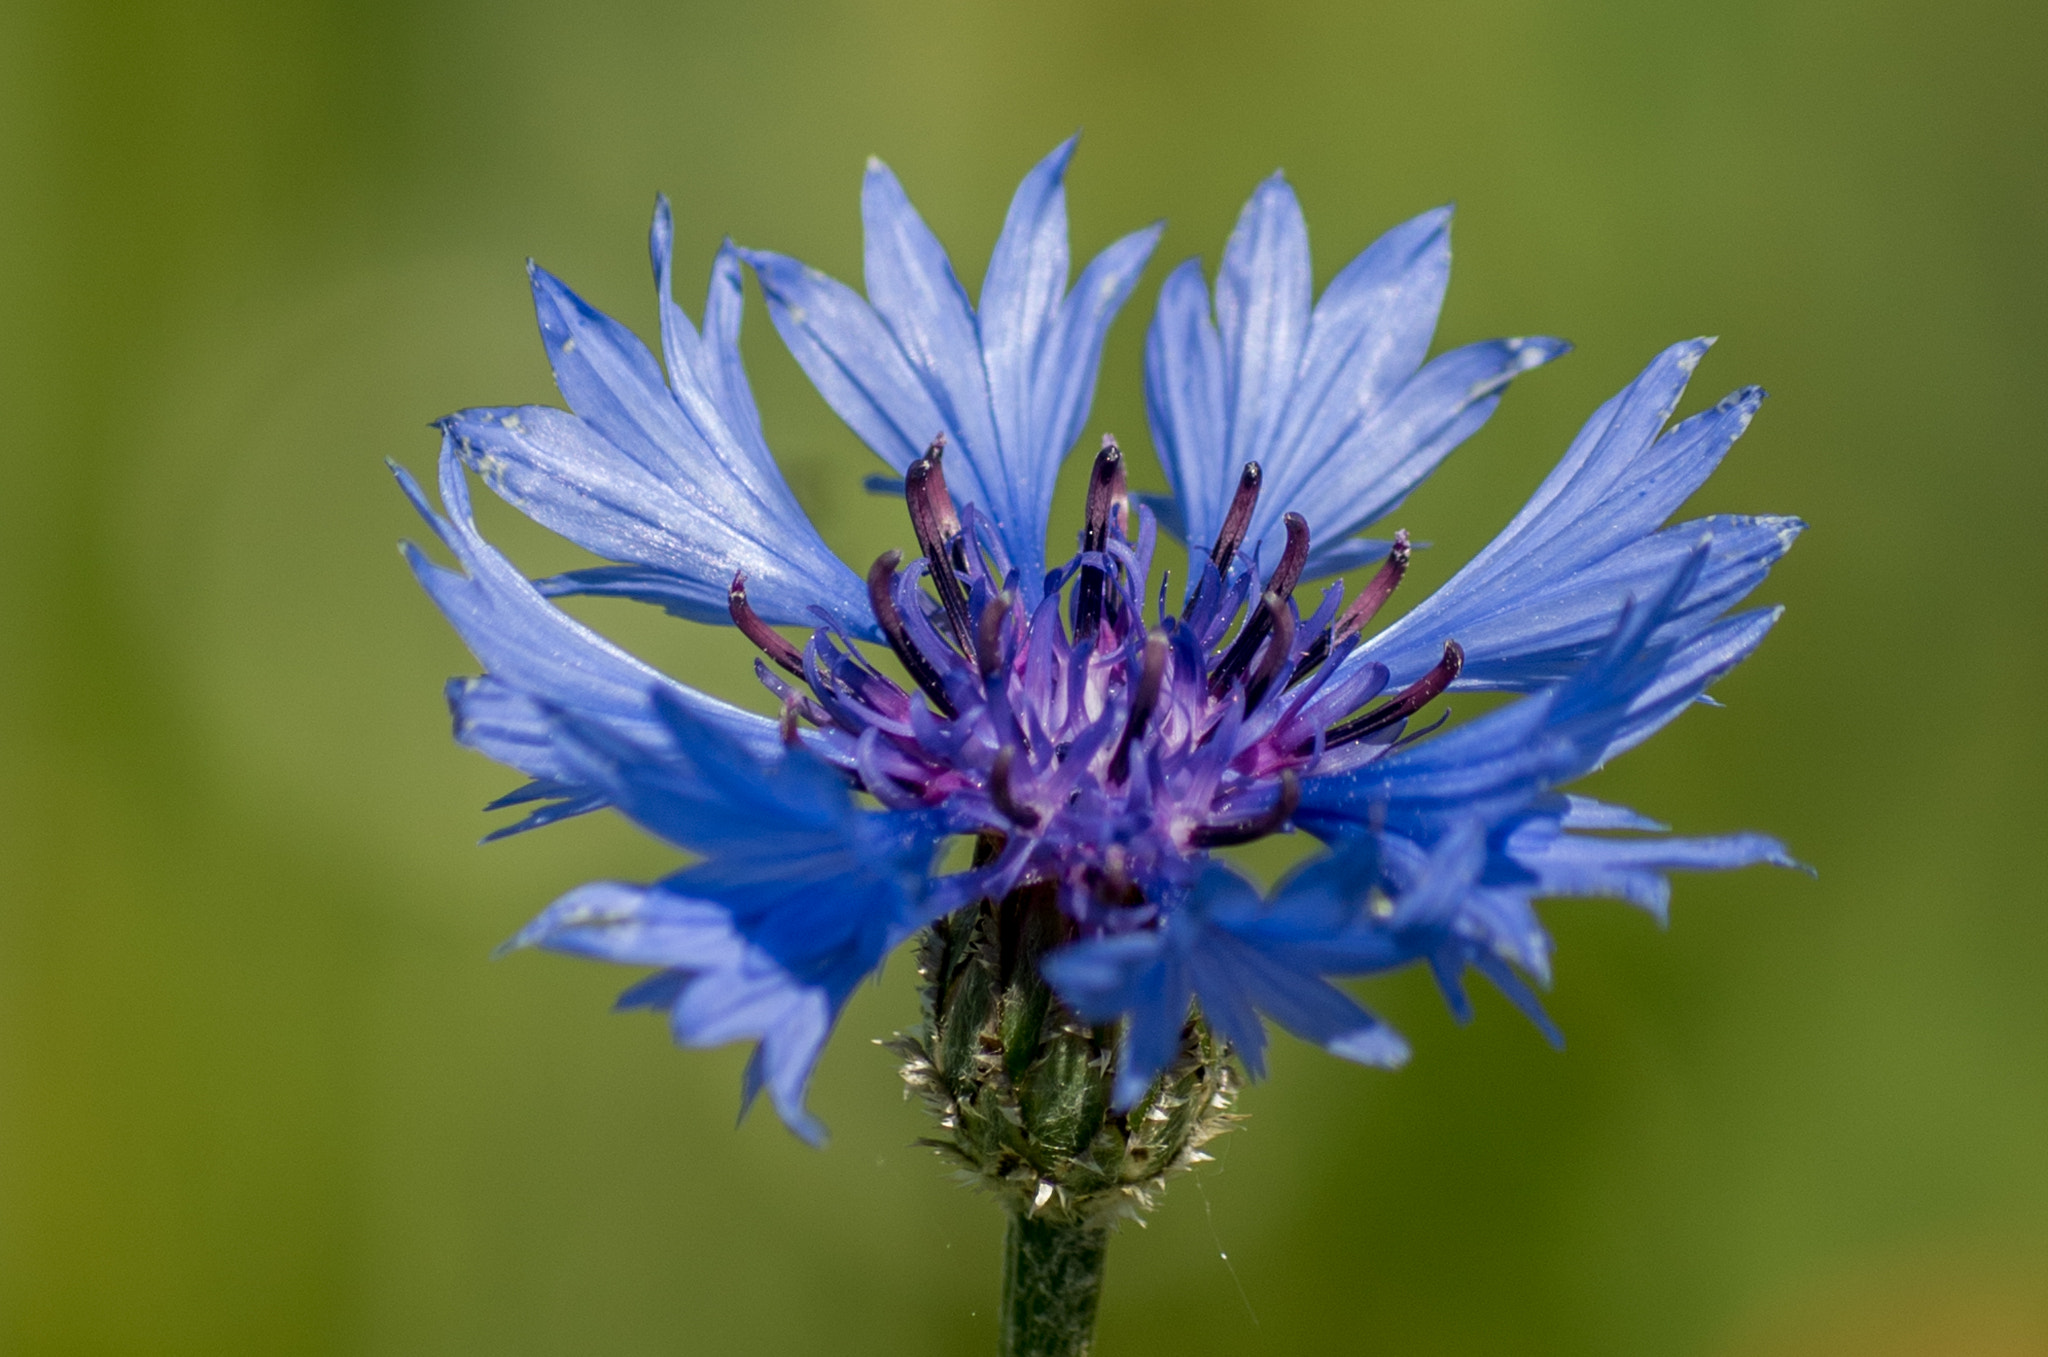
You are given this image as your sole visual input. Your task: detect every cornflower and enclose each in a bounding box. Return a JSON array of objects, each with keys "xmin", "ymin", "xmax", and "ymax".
[{"xmin": 397, "ymin": 137, "xmax": 1801, "ymax": 1356}]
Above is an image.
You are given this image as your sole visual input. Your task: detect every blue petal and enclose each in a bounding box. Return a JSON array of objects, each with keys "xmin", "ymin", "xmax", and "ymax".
[
  {"xmin": 745, "ymin": 141, "xmax": 1159, "ymax": 594},
  {"xmin": 1559, "ymin": 795, "xmax": 1668, "ymax": 832},
  {"xmin": 507, "ymin": 877, "xmax": 844, "ymax": 1147},
  {"xmin": 1306, "ymin": 536, "xmax": 1400, "ymax": 576},
  {"xmin": 1358, "ymin": 340, "xmax": 1793, "ymax": 688},
  {"xmin": 1501, "ymin": 816, "xmax": 1798, "ymax": 924},
  {"xmin": 546, "ymin": 689, "xmax": 861, "ymax": 860},
  {"xmin": 1144, "ymin": 184, "xmax": 1563, "ymax": 581},
  {"xmin": 981, "ymin": 135, "xmax": 1079, "ymax": 483},
  {"xmin": 393, "ymin": 438, "xmax": 780, "ymax": 823},
  {"xmin": 653, "ymin": 216, "xmax": 799, "ymax": 518},
  {"xmin": 441, "ymin": 230, "xmax": 871, "ymax": 635},
  {"xmin": 1045, "ymin": 864, "xmax": 1407, "ymax": 1109},
  {"xmin": 1300, "ymin": 544, "xmax": 1754, "ymax": 836},
  {"xmin": 524, "ymin": 259, "xmax": 681, "ymax": 474},
  {"xmin": 1284, "ymin": 556, "xmax": 1799, "ymax": 1040},
  {"xmin": 529, "ymin": 563, "xmax": 722, "ymax": 621},
  {"xmin": 1279, "ymin": 553, "xmax": 1799, "ymax": 1048},
  {"xmin": 1268, "ymin": 206, "xmax": 1452, "ymax": 477},
  {"xmin": 508, "ymin": 698, "xmax": 945, "ymax": 1143},
  {"xmin": 1215, "ymin": 173, "xmax": 1313, "ymax": 478},
  {"xmin": 859, "ymin": 156, "xmax": 1010, "ymax": 524},
  {"xmin": 1377, "ymin": 515, "xmax": 1801, "ymax": 691},
  {"xmin": 1291, "ymin": 336, "xmax": 1571, "ymax": 577},
  {"xmin": 1190, "ymin": 925, "xmax": 1410, "ymax": 1074},
  {"xmin": 1145, "ymin": 258, "xmax": 1228, "ymax": 549},
  {"xmin": 1039, "ymin": 929, "xmax": 1189, "ymax": 1109},
  {"xmin": 1026, "ymin": 220, "xmax": 1163, "ymax": 534},
  {"xmin": 974, "ymin": 136, "xmax": 1166, "ymax": 566},
  {"xmin": 1467, "ymin": 950, "xmax": 1565, "ymax": 1049},
  {"xmin": 1273, "ymin": 823, "xmax": 1568, "ymax": 1045},
  {"xmin": 741, "ymin": 245, "xmax": 957, "ymax": 473},
  {"xmin": 1601, "ymin": 604, "xmax": 1784, "ymax": 761}
]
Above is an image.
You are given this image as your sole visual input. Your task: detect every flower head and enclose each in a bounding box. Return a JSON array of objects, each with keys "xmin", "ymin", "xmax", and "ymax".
[{"xmin": 400, "ymin": 139, "xmax": 1801, "ymax": 1160}]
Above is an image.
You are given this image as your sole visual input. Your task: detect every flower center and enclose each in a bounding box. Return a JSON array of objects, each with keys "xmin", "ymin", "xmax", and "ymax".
[{"xmin": 728, "ymin": 437, "xmax": 1461, "ymax": 914}]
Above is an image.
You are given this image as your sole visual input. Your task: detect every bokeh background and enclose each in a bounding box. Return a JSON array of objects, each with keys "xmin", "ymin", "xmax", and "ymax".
[{"xmin": 4, "ymin": 1, "xmax": 2045, "ymax": 1353}]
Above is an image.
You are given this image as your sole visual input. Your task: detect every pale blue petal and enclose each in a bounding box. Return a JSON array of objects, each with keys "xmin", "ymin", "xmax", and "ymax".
[
  {"xmin": 746, "ymin": 141, "xmax": 1158, "ymax": 595},
  {"xmin": 1145, "ymin": 258, "xmax": 1228, "ymax": 549},
  {"xmin": 440, "ymin": 403, "xmax": 869, "ymax": 634},
  {"xmin": 859, "ymin": 158, "xmax": 1011, "ymax": 522},
  {"xmin": 741, "ymin": 247, "xmax": 963, "ymax": 474},
  {"xmin": 447, "ymin": 234, "xmax": 872, "ymax": 634},
  {"xmin": 1024, "ymin": 221, "xmax": 1164, "ymax": 568},
  {"xmin": 1215, "ymin": 173, "xmax": 1312, "ymax": 474},
  {"xmin": 1353, "ymin": 341, "xmax": 1795, "ymax": 688},
  {"xmin": 1559, "ymin": 795, "xmax": 1668, "ymax": 832},
  {"xmin": 1034, "ymin": 222, "xmax": 1163, "ymax": 465},
  {"xmin": 1307, "ymin": 536, "xmax": 1400, "ymax": 576},
  {"xmin": 525, "ymin": 261, "xmax": 684, "ymax": 476},
  {"xmin": 981, "ymin": 135, "xmax": 1078, "ymax": 484},
  {"xmin": 1289, "ymin": 336, "xmax": 1570, "ymax": 574},
  {"xmin": 393, "ymin": 440, "xmax": 779, "ymax": 824},
  {"xmin": 1502, "ymin": 818, "xmax": 1798, "ymax": 924},
  {"xmin": 1268, "ymin": 206, "xmax": 1452, "ymax": 475},
  {"xmin": 1145, "ymin": 184, "xmax": 1561, "ymax": 575},
  {"xmin": 1367, "ymin": 515, "xmax": 1802, "ymax": 690}
]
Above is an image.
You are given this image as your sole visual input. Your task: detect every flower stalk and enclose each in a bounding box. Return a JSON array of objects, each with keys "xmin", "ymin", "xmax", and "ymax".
[{"xmin": 1002, "ymin": 1211, "xmax": 1110, "ymax": 1357}]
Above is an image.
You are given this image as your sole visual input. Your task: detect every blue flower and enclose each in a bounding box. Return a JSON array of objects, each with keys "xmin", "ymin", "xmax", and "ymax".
[{"xmin": 400, "ymin": 139, "xmax": 1801, "ymax": 1140}]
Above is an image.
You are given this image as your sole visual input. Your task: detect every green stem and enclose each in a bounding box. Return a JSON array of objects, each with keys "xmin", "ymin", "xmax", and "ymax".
[{"xmin": 1000, "ymin": 1211, "xmax": 1110, "ymax": 1357}]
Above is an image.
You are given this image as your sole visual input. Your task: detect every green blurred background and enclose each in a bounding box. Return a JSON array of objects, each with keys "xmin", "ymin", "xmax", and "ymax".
[{"xmin": 4, "ymin": 1, "xmax": 2045, "ymax": 1353}]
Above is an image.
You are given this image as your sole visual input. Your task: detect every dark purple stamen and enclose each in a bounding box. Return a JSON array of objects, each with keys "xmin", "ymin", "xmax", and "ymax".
[
  {"xmin": 975, "ymin": 593, "xmax": 1010, "ymax": 683},
  {"xmin": 989, "ymin": 746, "xmax": 1041, "ymax": 828},
  {"xmin": 1188, "ymin": 769, "xmax": 1299, "ymax": 848},
  {"xmin": 1209, "ymin": 512, "xmax": 1310, "ymax": 698},
  {"xmin": 868, "ymin": 550, "xmax": 958, "ymax": 718},
  {"xmin": 1184, "ymin": 461, "xmax": 1263, "ymax": 621},
  {"xmin": 1241, "ymin": 594, "xmax": 1298, "ymax": 713},
  {"xmin": 1109, "ymin": 629, "xmax": 1169, "ymax": 784},
  {"xmin": 911, "ymin": 434, "xmax": 961, "ymax": 536},
  {"xmin": 1075, "ymin": 438, "xmax": 1123, "ymax": 638},
  {"xmin": 1267, "ymin": 511, "xmax": 1313, "ymax": 599},
  {"xmin": 1211, "ymin": 462, "xmax": 1263, "ymax": 576},
  {"xmin": 1334, "ymin": 528, "xmax": 1411, "ymax": 641},
  {"xmin": 905, "ymin": 438, "xmax": 975, "ymax": 652},
  {"xmin": 1105, "ymin": 437, "xmax": 1130, "ymax": 538},
  {"xmin": 729, "ymin": 572, "xmax": 806, "ymax": 677},
  {"xmin": 1290, "ymin": 529, "xmax": 1411, "ymax": 688},
  {"xmin": 1325, "ymin": 640, "xmax": 1462, "ymax": 747}
]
